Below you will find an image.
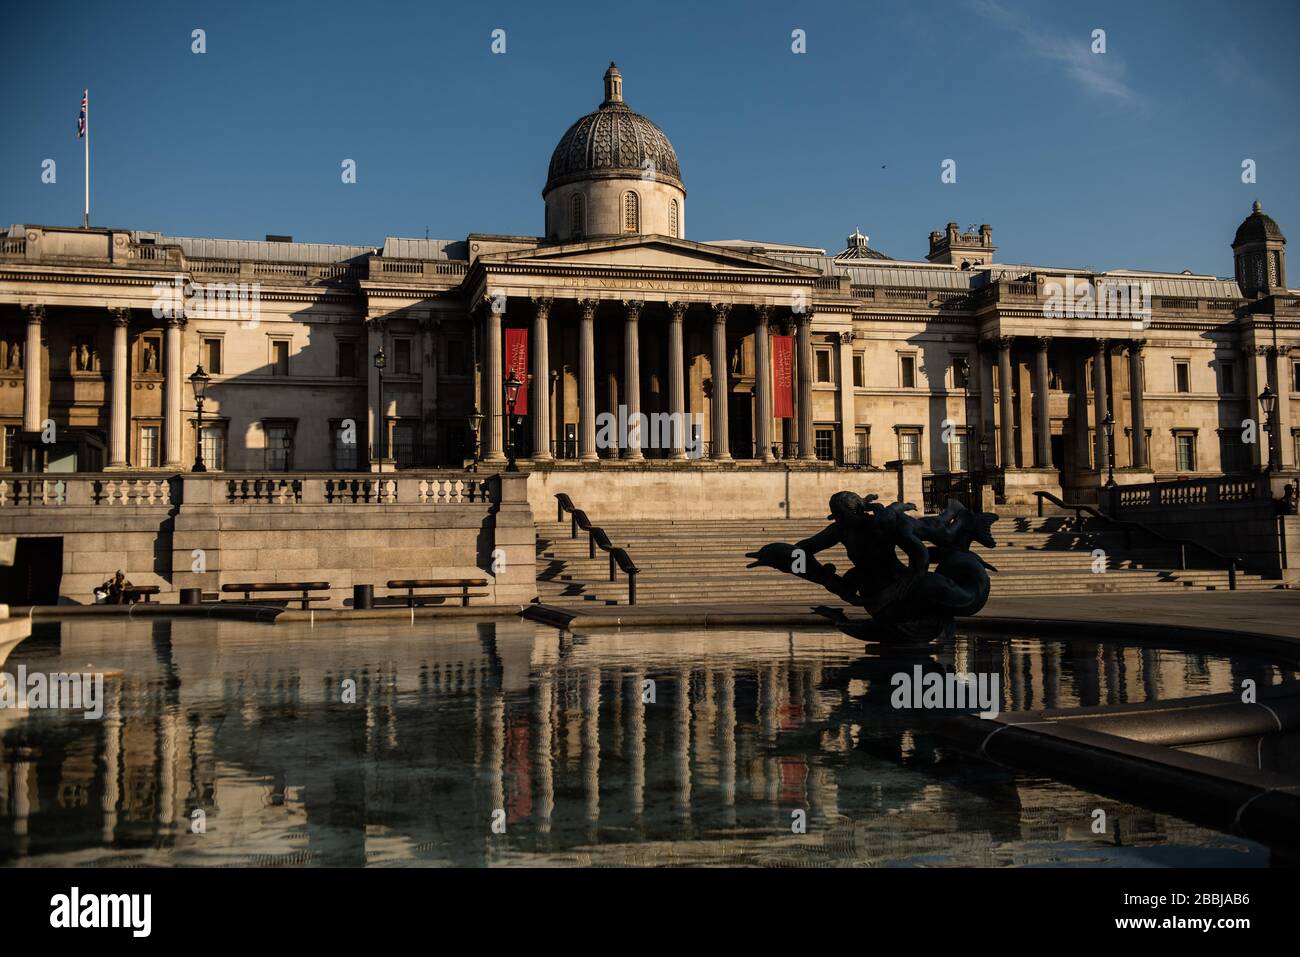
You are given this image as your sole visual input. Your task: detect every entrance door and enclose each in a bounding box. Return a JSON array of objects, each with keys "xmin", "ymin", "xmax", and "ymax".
[
  {"xmin": 730, "ymin": 393, "xmax": 754, "ymax": 459},
  {"xmin": 1050, "ymin": 435, "xmax": 1065, "ymax": 469}
]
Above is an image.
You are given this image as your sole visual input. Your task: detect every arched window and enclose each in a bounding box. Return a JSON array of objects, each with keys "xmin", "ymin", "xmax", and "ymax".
[
  {"xmin": 570, "ymin": 194, "xmax": 585, "ymax": 238},
  {"xmin": 669, "ymin": 199, "xmax": 679, "ymax": 238},
  {"xmin": 623, "ymin": 191, "xmax": 639, "ymax": 234}
]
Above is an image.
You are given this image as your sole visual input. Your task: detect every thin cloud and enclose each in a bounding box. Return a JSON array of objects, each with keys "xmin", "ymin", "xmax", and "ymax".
[{"xmin": 968, "ymin": 0, "xmax": 1143, "ymax": 105}]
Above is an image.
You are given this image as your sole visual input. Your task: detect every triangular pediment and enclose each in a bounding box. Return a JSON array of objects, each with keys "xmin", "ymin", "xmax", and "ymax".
[{"xmin": 479, "ymin": 234, "xmax": 822, "ymax": 276}]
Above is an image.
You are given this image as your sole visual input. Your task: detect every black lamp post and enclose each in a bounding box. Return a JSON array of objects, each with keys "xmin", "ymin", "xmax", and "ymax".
[
  {"xmin": 1103, "ymin": 410, "xmax": 1117, "ymax": 488},
  {"xmin": 1259, "ymin": 385, "xmax": 1277, "ymax": 472},
  {"xmin": 189, "ymin": 364, "xmax": 211, "ymax": 472},
  {"xmin": 504, "ymin": 370, "xmax": 522, "ymax": 473},
  {"xmin": 373, "ymin": 347, "xmax": 386, "ymax": 473},
  {"xmin": 467, "ymin": 410, "xmax": 484, "ymax": 471}
]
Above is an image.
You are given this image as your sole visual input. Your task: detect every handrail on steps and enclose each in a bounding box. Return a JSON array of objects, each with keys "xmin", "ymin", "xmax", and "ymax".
[
  {"xmin": 554, "ymin": 493, "xmax": 640, "ymax": 604},
  {"xmin": 1034, "ymin": 490, "xmax": 1240, "ymax": 590}
]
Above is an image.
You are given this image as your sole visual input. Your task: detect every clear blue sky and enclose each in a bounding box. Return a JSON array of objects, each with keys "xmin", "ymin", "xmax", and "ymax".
[{"xmin": 2, "ymin": 0, "xmax": 1297, "ymax": 276}]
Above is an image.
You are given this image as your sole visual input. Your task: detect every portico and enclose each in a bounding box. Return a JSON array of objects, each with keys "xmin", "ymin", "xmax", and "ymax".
[{"xmin": 463, "ymin": 235, "xmax": 829, "ymax": 467}]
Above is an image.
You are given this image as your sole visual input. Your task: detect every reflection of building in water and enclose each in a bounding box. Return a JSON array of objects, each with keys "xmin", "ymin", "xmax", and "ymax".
[{"xmin": 0, "ymin": 621, "xmax": 1284, "ymax": 866}]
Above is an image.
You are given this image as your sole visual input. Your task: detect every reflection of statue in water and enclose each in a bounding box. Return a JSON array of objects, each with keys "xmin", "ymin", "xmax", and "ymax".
[{"xmin": 746, "ymin": 493, "xmax": 999, "ymax": 643}]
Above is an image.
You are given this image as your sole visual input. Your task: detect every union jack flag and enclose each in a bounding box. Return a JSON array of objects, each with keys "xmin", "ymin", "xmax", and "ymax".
[{"xmin": 77, "ymin": 90, "xmax": 86, "ymax": 137}]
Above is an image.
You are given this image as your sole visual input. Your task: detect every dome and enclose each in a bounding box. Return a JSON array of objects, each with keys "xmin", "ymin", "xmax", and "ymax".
[
  {"xmin": 544, "ymin": 64, "xmax": 684, "ymax": 196},
  {"xmin": 1233, "ymin": 200, "xmax": 1286, "ymax": 247}
]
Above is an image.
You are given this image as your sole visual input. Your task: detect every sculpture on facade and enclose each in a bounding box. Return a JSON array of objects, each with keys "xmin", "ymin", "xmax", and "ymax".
[{"xmin": 746, "ymin": 493, "xmax": 999, "ymax": 643}]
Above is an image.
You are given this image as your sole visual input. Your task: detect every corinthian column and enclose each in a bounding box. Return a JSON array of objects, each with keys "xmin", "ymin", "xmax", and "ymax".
[
  {"xmin": 578, "ymin": 299, "xmax": 598, "ymax": 462},
  {"xmin": 1093, "ymin": 338, "xmax": 1110, "ymax": 472},
  {"xmin": 531, "ymin": 297, "xmax": 553, "ymax": 462},
  {"xmin": 1128, "ymin": 340, "xmax": 1147, "ymax": 469},
  {"xmin": 711, "ymin": 303, "xmax": 731, "ymax": 461},
  {"xmin": 483, "ymin": 299, "xmax": 505, "ymax": 463},
  {"xmin": 754, "ymin": 306, "xmax": 773, "ymax": 462},
  {"xmin": 667, "ymin": 301, "xmax": 687, "ymax": 460},
  {"xmin": 1033, "ymin": 336, "xmax": 1052, "ymax": 467},
  {"xmin": 163, "ymin": 315, "xmax": 185, "ymax": 468},
  {"xmin": 997, "ymin": 336, "xmax": 1015, "ymax": 469},
  {"xmin": 623, "ymin": 299, "xmax": 644, "ymax": 460},
  {"xmin": 22, "ymin": 304, "xmax": 43, "ymax": 432},
  {"xmin": 797, "ymin": 311, "xmax": 815, "ymax": 460},
  {"xmin": 109, "ymin": 307, "xmax": 131, "ymax": 468}
]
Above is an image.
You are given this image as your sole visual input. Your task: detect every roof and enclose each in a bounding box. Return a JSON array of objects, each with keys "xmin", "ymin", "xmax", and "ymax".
[{"xmin": 141, "ymin": 233, "xmax": 375, "ymax": 264}]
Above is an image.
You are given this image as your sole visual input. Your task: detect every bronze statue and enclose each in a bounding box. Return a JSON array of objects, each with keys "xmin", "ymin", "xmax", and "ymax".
[{"xmin": 747, "ymin": 494, "xmax": 999, "ymax": 643}]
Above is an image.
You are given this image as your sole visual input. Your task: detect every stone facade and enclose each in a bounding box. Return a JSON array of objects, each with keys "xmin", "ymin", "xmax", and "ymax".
[{"xmin": 0, "ymin": 66, "xmax": 1296, "ymax": 519}]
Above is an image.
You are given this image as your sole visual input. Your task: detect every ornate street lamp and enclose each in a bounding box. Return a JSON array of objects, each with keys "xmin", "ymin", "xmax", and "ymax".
[
  {"xmin": 1259, "ymin": 385, "xmax": 1277, "ymax": 472},
  {"xmin": 504, "ymin": 369, "xmax": 522, "ymax": 473},
  {"xmin": 1103, "ymin": 411, "xmax": 1117, "ymax": 488},
  {"xmin": 373, "ymin": 347, "xmax": 386, "ymax": 473},
  {"xmin": 189, "ymin": 364, "xmax": 211, "ymax": 472},
  {"xmin": 467, "ymin": 409, "xmax": 484, "ymax": 471}
]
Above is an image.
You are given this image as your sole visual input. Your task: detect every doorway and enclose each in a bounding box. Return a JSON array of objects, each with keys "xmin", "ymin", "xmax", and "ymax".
[{"xmin": 0, "ymin": 537, "xmax": 64, "ymax": 606}]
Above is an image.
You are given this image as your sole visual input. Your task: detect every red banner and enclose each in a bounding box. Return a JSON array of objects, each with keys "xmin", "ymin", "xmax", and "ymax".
[
  {"xmin": 772, "ymin": 334, "xmax": 794, "ymax": 418},
  {"xmin": 504, "ymin": 327, "xmax": 529, "ymax": 415}
]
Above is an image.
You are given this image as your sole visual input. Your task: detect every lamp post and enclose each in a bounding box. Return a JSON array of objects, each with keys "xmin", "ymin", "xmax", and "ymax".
[
  {"xmin": 467, "ymin": 410, "xmax": 484, "ymax": 472},
  {"xmin": 281, "ymin": 432, "xmax": 292, "ymax": 472},
  {"xmin": 373, "ymin": 347, "xmax": 386, "ymax": 473},
  {"xmin": 1259, "ymin": 385, "xmax": 1277, "ymax": 472},
  {"xmin": 504, "ymin": 369, "xmax": 522, "ymax": 473},
  {"xmin": 189, "ymin": 364, "xmax": 210, "ymax": 472},
  {"xmin": 1103, "ymin": 410, "xmax": 1117, "ymax": 488}
]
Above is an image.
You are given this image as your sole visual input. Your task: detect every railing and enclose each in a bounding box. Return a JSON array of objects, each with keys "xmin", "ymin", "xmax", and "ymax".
[
  {"xmin": 1114, "ymin": 474, "xmax": 1269, "ymax": 511},
  {"xmin": 554, "ymin": 493, "xmax": 639, "ymax": 604},
  {"xmin": 0, "ymin": 471, "xmax": 490, "ymax": 507},
  {"xmin": 1034, "ymin": 490, "xmax": 1240, "ymax": 590}
]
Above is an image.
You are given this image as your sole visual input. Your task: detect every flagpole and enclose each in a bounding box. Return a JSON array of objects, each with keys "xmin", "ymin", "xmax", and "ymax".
[{"xmin": 83, "ymin": 89, "xmax": 89, "ymax": 228}]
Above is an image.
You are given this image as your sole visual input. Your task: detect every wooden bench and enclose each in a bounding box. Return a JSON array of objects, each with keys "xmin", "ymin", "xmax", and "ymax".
[
  {"xmin": 386, "ymin": 578, "xmax": 489, "ymax": 608},
  {"xmin": 221, "ymin": 582, "xmax": 331, "ymax": 610},
  {"xmin": 125, "ymin": 585, "xmax": 161, "ymax": 604}
]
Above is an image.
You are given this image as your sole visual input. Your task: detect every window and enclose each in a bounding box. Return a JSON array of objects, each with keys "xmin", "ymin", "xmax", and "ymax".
[
  {"xmin": 570, "ymin": 194, "xmax": 585, "ymax": 237},
  {"xmin": 2, "ymin": 425, "xmax": 17, "ymax": 469},
  {"xmin": 851, "ymin": 427, "xmax": 870, "ymax": 466},
  {"xmin": 1174, "ymin": 431, "xmax": 1197, "ymax": 472},
  {"xmin": 203, "ymin": 338, "xmax": 223, "ymax": 374},
  {"xmin": 1174, "ymin": 360, "xmax": 1191, "ymax": 393},
  {"xmin": 949, "ymin": 430, "xmax": 969, "ymax": 472},
  {"xmin": 897, "ymin": 428, "xmax": 922, "ymax": 464},
  {"xmin": 623, "ymin": 191, "xmax": 639, "ymax": 233},
  {"xmin": 271, "ymin": 340, "xmax": 290, "ymax": 376},
  {"xmin": 815, "ymin": 349, "xmax": 832, "ymax": 383},
  {"xmin": 900, "ymin": 354, "xmax": 917, "ymax": 389},
  {"xmin": 332, "ymin": 420, "xmax": 358, "ymax": 470},
  {"xmin": 139, "ymin": 425, "xmax": 160, "ymax": 468},
  {"xmin": 1220, "ymin": 430, "xmax": 1247, "ymax": 473},
  {"xmin": 200, "ymin": 425, "xmax": 225, "ymax": 470},
  {"xmin": 1220, "ymin": 361, "xmax": 1235, "ymax": 394},
  {"xmin": 1293, "ymin": 361, "xmax": 1300, "ymax": 393},
  {"xmin": 337, "ymin": 339, "xmax": 358, "ymax": 378},
  {"xmin": 392, "ymin": 421, "xmax": 418, "ymax": 468},
  {"xmin": 265, "ymin": 425, "xmax": 294, "ymax": 471},
  {"xmin": 852, "ymin": 354, "xmax": 864, "ymax": 388},
  {"xmin": 669, "ymin": 199, "xmax": 679, "ymax": 238},
  {"xmin": 814, "ymin": 428, "xmax": 835, "ymax": 461},
  {"xmin": 951, "ymin": 357, "xmax": 969, "ymax": 389},
  {"xmin": 1294, "ymin": 431, "xmax": 1300, "ymax": 469},
  {"xmin": 394, "ymin": 338, "xmax": 412, "ymax": 375}
]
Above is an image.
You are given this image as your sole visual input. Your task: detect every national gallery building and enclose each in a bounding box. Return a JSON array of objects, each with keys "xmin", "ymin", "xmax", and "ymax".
[{"xmin": 1, "ymin": 64, "xmax": 1297, "ymax": 507}]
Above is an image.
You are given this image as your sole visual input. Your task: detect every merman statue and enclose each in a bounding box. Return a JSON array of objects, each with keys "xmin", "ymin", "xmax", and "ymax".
[{"xmin": 746, "ymin": 495, "xmax": 999, "ymax": 643}]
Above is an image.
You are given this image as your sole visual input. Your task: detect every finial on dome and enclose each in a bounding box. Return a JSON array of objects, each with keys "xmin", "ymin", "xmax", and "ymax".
[
  {"xmin": 603, "ymin": 62, "xmax": 624, "ymax": 107},
  {"xmin": 1253, "ymin": 200, "xmax": 1262, "ymax": 214}
]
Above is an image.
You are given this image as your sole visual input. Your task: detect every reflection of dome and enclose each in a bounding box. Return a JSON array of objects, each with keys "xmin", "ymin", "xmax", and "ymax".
[
  {"xmin": 544, "ymin": 63, "xmax": 683, "ymax": 195},
  {"xmin": 1233, "ymin": 200, "xmax": 1286, "ymax": 247}
]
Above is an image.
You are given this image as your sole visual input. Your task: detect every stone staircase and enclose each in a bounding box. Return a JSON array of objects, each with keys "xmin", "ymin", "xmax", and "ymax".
[{"xmin": 535, "ymin": 510, "xmax": 1278, "ymax": 606}]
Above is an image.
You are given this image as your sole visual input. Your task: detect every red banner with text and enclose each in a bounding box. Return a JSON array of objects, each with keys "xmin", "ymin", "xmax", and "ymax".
[
  {"xmin": 504, "ymin": 327, "xmax": 529, "ymax": 415},
  {"xmin": 772, "ymin": 334, "xmax": 794, "ymax": 418}
]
